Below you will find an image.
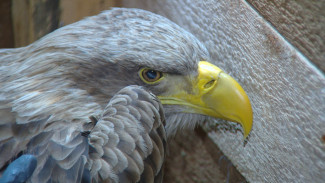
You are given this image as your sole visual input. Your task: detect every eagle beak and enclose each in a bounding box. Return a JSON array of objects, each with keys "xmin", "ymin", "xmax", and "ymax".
[
  {"xmin": 159, "ymin": 61, "xmax": 253, "ymax": 138},
  {"xmin": 196, "ymin": 61, "xmax": 253, "ymax": 138}
]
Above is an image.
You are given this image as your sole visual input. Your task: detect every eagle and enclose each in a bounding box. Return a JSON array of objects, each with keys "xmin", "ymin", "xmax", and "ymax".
[{"xmin": 0, "ymin": 8, "xmax": 253, "ymax": 183}]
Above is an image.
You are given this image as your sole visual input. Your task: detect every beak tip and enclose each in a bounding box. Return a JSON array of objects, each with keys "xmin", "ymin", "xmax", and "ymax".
[{"xmin": 242, "ymin": 111, "xmax": 253, "ymax": 139}]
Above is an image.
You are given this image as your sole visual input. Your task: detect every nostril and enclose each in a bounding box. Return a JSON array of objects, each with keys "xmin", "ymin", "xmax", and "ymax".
[{"xmin": 204, "ymin": 80, "xmax": 216, "ymax": 89}]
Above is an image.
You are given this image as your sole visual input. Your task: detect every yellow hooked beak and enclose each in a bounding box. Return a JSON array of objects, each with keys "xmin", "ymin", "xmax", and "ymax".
[{"xmin": 158, "ymin": 61, "xmax": 253, "ymax": 138}]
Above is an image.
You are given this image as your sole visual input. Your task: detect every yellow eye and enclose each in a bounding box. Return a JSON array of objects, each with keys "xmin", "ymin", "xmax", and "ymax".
[{"xmin": 139, "ymin": 68, "xmax": 164, "ymax": 84}]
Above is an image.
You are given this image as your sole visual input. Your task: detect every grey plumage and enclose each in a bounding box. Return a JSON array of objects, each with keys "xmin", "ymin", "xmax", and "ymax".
[
  {"xmin": 1, "ymin": 85, "xmax": 165, "ymax": 182},
  {"xmin": 27, "ymin": 86, "xmax": 165, "ymax": 183},
  {"xmin": 0, "ymin": 8, "xmax": 211, "ymax": 182},
  {"xmin": 88, "ymin": 86, "xmax": 166, "ymax": 183}
]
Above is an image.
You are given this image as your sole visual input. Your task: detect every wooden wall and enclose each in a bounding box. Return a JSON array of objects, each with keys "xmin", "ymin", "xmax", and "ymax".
[
  {"xmin": 60, "ymin": 0, "xmax": 122, "ymax": 27},
  {"xmin": 246, "ymin": 0, "xmax": 325, "ymax": 72},
  {"xmin": 0, "ymin": 0, "xmax": 121, "ymax": 48},
  {"xmin": 0, "ymin": 0, "xmax": 14, "ymax": 48}
]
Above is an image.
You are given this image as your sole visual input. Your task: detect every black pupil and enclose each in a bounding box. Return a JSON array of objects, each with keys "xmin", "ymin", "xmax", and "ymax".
[{"xmin": 146, "ymin": 70, "xmax": 157, "ymax": 79}]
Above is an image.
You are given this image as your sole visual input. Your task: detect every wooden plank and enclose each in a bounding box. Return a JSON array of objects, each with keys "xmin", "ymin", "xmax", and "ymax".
[
  {"xmin": 0, "ymin": 0, "xmax": 14, "ymax": 48},
  {"xmin": 11, "ymin": 0, "xmax": 32, "ymax": 47},
  {"xmin": 12, "ymin": 0, "xmax": 60, "ymax": 47},
  {"xmin": 246, "ymin": 0, "xmax": 325, "ymax": 71},
  {"xmin": 32, "ymin": 0, "xmax": 60, "ymax": 43},
  {"xmin": 164, "ymin": 127, "xmax": 247, "ymax": 183},
  {"xmin": 11, "ymin": 0, "xmax": 121, "ymax": 47},
  {"xmin": 60, "ymin": 0, "xmax": 122, "ymax": 26}
]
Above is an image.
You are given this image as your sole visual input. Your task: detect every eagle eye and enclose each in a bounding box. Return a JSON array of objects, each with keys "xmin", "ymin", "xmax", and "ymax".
[{"xmin": 139, "ymin": 68, "xmax": 164, "ymax": 84}]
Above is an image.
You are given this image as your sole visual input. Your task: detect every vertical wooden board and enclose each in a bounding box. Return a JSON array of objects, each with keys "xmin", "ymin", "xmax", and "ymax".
[
  {"xmin": 164, "ymin": 128, "xmax": 231, "ymax": 183},
  {"xmin": 12, "ymin": 0, "xmax": 60, "ymax": 47},
  {"xmin": 32, "ymin": 0, "xmax": 60, "ymax": 42},
  {"xmin": 0, "ymin": 0, "xmax": 14, "ymax": 48},
  {"xmin": 245, "ymin": 0, "xmax": 325, "ymax": 71},
  {"xmin": 12, "ymin": 0, "xmax": 121, "ymax": 47},
  {"xmin": 60, "ymin": 0, "xmax": 122, "ymax": 26},
  {"xmin": 12, "ymin": 0, "xmax": 32, "ymax": 47}
]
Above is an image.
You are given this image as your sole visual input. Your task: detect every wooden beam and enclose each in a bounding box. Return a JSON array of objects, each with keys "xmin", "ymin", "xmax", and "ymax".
[
  {"xmin": 60, "ymin": 0, "xmax": 122, "ymax": 26},
  {"xmin": 12, "ymin": 0, "xmax": 60, "ymax": 47},
  {"xmin": 246, "ymin": 0, "xmax": 325, "ymax": 71},
  {"xmin": 0, "ymin": 0, "xmax": 14, "ymax": 48}
]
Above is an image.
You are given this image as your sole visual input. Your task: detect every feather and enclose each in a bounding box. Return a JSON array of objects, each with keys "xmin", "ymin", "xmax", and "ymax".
[
  {"xmin": 0, "ymin": 7, "xmax": 210, "ymax": 182},
  {"xmin": 88, "ymin": 86, "xmax": 166, "ymax": 182}
]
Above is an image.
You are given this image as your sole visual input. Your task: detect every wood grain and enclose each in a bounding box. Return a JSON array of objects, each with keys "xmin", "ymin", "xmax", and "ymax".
[
  {"xmin": 11, "ymin": 0, "xmax": 121, "ymax": 47},
  {"xmin": 246, "ymin": 0, "xmax": 325, "ymax": 71},
  {"xmin": 12, "ymin": 0, "xmax": 60, "ymax": 47},
  {"xmin": 164, "ymin": 128, "xmax": 229, "ymax": 183},
  {"xmin": 0, "ymin": 0, "xmax": 14, "ymax": 48},
  {"xmin": 60, "ymin": 0, "xmax": 122, "ymax": 26}
]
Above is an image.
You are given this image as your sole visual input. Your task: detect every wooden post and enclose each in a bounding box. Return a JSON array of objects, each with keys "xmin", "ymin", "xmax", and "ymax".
[
  {"xmin": 60, "ymin": 0, "xmax": 122, "ymax": 26},
  {"xmin": 11, "ymin": 0, "xmax": 60, "ymax": 47},
  {"xmin": 0, "ymin": 0, "xmax": 14, "ymax": 48},
  {"xmin": 10, "ymin": 0, "xmax": 121, "ymax": 47}
]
